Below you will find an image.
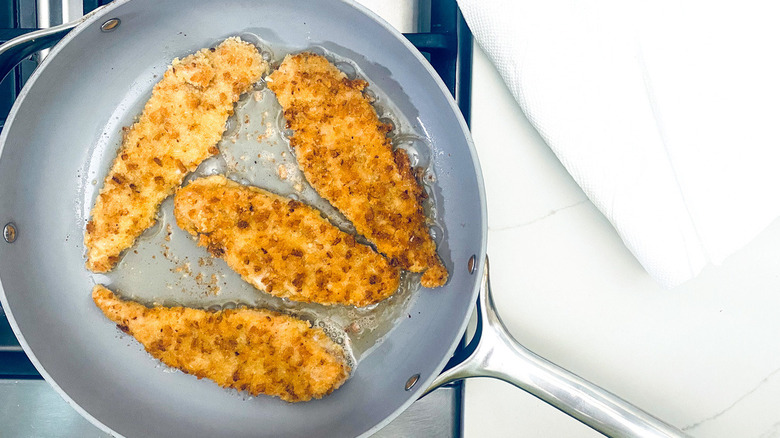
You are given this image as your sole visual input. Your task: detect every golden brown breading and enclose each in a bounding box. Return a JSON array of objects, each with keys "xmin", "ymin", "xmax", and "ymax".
[
  {"xmin": 92, "ymin": 285, "xmax": 350, "ymax": 402},
  {"xmin": 267, "ymin": 53, "xmax": 448, "ymax": 288},
  {"xmin": 174, "ymin": 175, "xmax": 400, "ymax": 306},
  {"xmin": 84, "ymin": 38, "xmax": 267, "ymax": 272}
]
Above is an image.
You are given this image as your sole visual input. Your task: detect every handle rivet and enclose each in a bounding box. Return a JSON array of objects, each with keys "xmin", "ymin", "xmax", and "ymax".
[
  {"xmin": 467, "ymin": 255, "xmax": 476, "ymax": 274},
  {"xmin": 404, "ymin": 374, "xmax": 420, "ymax": 391},
  {"xmin": 3, "ymin": 223, "xmax": 17, "ymax": 243},
  {"xmin": 100, "ymin": 18, "xmax": 121, "ymax": 32}
]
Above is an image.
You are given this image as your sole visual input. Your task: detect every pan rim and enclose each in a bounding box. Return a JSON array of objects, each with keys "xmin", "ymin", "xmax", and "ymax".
[
  {"xmin": 0, "ymin": 0, "xmax": 488, "ymax": 436},
  {"xmin": 0, "ymin": 1, "xmax": 136, "ymax": 436}
]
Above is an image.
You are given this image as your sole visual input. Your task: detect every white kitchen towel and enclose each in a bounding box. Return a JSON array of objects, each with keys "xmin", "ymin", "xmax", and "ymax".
[{"xmin": 458, "ymin": 0, "xmax": 780, "ymax": 287}]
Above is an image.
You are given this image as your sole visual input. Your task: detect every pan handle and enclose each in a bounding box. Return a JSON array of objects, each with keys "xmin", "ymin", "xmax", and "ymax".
[
  {"xmin": 0, "ymin": 6, "xmax": 106, "ymax": 83},
  {"xmin": 424, "ymin": 257, "xmax": 689, "ymax": 438}
]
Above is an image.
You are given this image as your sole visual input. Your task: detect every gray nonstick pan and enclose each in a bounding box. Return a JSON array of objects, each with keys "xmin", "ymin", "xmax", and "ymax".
[{"xmin": 0, "ymin": 0, "xmax": 686, "ymax": 436}]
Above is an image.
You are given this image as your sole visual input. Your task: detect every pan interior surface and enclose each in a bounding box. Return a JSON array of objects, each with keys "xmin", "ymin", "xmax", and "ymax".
[{"xmin": 0, "ymin": 0, "xmax": 486, "ymax": 437}]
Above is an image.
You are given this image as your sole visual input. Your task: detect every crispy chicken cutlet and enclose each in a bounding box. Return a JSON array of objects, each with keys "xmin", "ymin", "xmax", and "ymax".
[
  {"xmin": 174, "ymin": 175, "xmax": 400, "ymax": 307},
  {"xmin": 267, "ymin": 53, "xmax": 448, "ymax": 288},
  {"xmin": 84, "ymin": 37, "xmax": 267, "ymax": 272},
  {"xmin": 92, "ymin": 285, "xmax": 350, "ymax": 402}
]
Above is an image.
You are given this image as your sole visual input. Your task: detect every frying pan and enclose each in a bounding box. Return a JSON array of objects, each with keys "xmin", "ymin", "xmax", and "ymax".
[{"xmin": 0, "ymin": 0, "xmax": 687, "ymax": 436}]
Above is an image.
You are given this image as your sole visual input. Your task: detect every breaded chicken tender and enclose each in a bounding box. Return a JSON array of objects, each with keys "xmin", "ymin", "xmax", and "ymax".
[
  {"xmin": 84, "ymin": 37, "xmax": 267, "ymax": 272},
  {"xmin": 267, "ymin": 53, "xmax": 448, "ymax": 288},
  {"xmin": 174, "ymin": 175, "xmax": 400, "ymax": 307},
  {"xmin": 92, "ymin": 285, "xmax": 350, "ymax": 402}
]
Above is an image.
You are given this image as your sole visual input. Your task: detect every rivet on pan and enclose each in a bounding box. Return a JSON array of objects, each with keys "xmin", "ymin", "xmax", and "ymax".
[
  {"xmin": 404, "ymin": 374, "xmax": 420, "ymax": 391},
  {"xmin": 3, "ymin": 223, "xmax": 17, "ymax": 243},
  {"xmin": 100, "ymin": 18, "xmax": 121, "ymax": 32},
  {"xmin": 467, "ymin": 255, "xmax": 476, "ymax": 274}
]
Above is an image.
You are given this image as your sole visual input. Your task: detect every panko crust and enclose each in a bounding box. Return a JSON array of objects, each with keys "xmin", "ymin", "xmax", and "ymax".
[
  {"xmin": 92, "ymin": 285, "xmax": 350, "ymax": 402},
  {"xmin": 174, "ymin": 175, "xmax": 400, "ymax": 306},
  {"xmin": 267, "ymin": 53, "xmax": 448, "ymax": 288},
  {"xmin": 85, "ymin": 37, "xmax": 267, "ymax": 272}
]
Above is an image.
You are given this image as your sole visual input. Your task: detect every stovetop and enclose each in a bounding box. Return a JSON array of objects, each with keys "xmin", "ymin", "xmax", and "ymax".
[{"xmin": 0, "ymin": 0, "xmax": 472, "ymax": 436}]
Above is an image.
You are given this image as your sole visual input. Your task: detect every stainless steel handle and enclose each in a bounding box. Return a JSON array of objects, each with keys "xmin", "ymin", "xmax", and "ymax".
[
  {"xmin": 426, "ymin": 257, "xmax": 688, "ymax": 438},
  {"xmin": 0, "ymin": 6, "xmax": 105, "ymax": 82}
]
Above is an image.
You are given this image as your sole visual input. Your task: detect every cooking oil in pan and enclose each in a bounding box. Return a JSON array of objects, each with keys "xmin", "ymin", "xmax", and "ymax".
[{"xmin": 93, "ymin": 40, "xmax": 442, "ymax": 368}]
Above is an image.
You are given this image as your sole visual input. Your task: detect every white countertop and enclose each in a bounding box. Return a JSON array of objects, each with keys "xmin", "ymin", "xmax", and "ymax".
[{"xmin": 463, "ymin": 43, "xmax": 780, "ymax": 437}]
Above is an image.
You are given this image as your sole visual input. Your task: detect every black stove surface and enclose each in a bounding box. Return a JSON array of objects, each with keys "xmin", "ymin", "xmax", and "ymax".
[{"xmin": 0, "ymin": 0, "xmax": 472, "ymax": 435}]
